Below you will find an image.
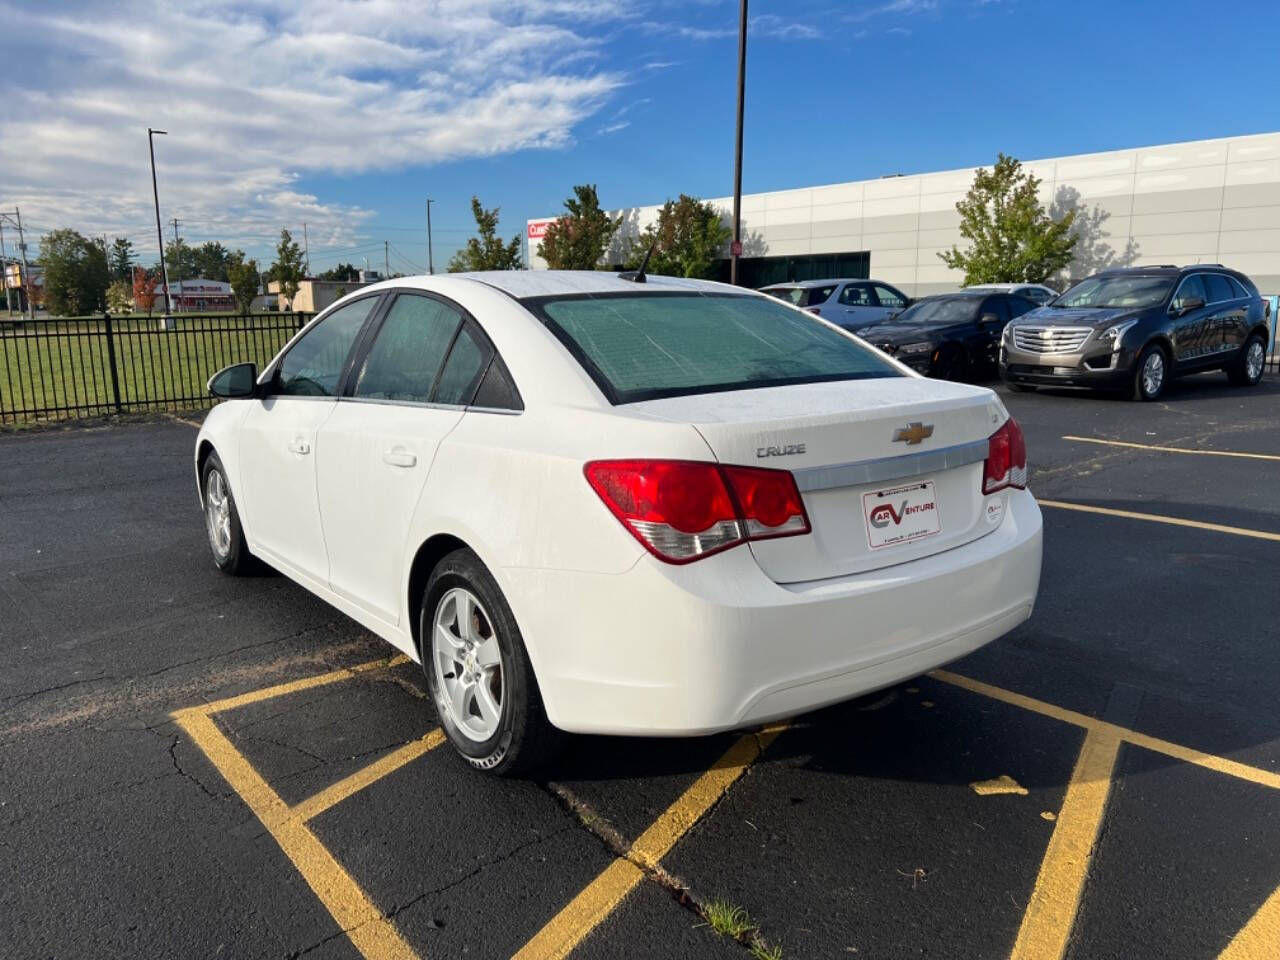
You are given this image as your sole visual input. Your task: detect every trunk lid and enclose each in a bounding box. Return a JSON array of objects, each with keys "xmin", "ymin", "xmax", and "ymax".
[{"xmin": 624, "ymin": 378, "xmax": 1007, "ymax": 583}]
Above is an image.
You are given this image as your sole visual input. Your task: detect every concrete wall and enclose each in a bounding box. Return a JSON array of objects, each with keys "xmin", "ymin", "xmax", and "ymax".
[{"xmin": 528, "ymin": 132, "xmax": 1280, "ymax": 297}]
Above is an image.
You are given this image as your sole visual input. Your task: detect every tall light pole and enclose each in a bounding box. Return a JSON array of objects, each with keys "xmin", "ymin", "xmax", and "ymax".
[
  {"xmin": 426, "ymin": 199, "xmax": 435, "ymax": 275},
  {"xmin": 148, "ymin": 128, "xmax": 173, "ymax": 315},
  {"xmin": 730, "ymin": 0, "xmax": 748, "ymax": 287}
]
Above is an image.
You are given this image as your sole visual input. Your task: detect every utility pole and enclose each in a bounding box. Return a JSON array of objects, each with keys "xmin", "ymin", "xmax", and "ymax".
[
  {"xmin": 169, "ymin": 218, "xmax": 182, "ymax": 311},
  {"xmin": 0, "ymin": 209, "xmax": 36, "ymax": 321},
  {"xmin": 0, "ymin": 219, "xmax": 12, "ymax": 316},
  {"xmin": 303, "ymin": 222, "xmax": 310, "ymax": 276},
  {"xmin": 384, "ymin": 240, "xmax": 389, "ymax": 279},
  {"xmin": 426, "ymin": 199, "xmax": 435, "ymax": 274},
  {"xmin": 148, "ymin": 127, "xmax": 173, "ymax": 316},
  {"xmin": 730, "ymin": 0, "xmax": 748, "ymax": 287}
]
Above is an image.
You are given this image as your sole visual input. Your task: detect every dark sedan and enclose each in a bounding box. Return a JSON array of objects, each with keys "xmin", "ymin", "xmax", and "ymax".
[{"xmin": 859, "ymin": 292, "xmax": 1036, "ymax": 381}]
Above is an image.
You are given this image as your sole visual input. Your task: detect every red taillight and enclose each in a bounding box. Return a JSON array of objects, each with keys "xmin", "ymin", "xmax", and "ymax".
[
  {"xmin": 805, "ymin": 306, "xmax": 822, "ymax": 315},
  {"xmin": 584, "ymin": 459, "xmax": 810, "ymax": 564},
  {"xmin": 983, "ymin": 417, "xmax": 1028, "ymax": 494}
]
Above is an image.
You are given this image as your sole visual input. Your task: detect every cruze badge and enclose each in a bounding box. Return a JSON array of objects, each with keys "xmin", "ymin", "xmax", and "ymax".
[
  {"xmin": 757, "ymin": 443, "xmax": 806, "ymax": 458},
  {"xmin": 892, "ymin": 422, "xmax": 934, "ymax": 445}
]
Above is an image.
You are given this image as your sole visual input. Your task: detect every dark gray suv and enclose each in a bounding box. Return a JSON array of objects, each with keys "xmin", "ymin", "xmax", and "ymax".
[{"xmin": 999, "ymin": 265, "xmax": 1271, "ymax": 401}]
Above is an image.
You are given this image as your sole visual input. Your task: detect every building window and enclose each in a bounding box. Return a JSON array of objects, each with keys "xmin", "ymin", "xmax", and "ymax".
[{"xmin": 715, "ymin": 252, "xmax": 871, "ymax": 288}]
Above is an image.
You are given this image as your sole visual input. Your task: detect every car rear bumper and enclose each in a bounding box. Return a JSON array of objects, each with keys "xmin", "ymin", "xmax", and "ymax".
[{"xmin": 505, "ymin": 489, "xmax": 1043, "ymax": 736}]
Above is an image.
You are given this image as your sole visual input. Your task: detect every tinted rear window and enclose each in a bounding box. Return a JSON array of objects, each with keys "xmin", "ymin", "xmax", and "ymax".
[{"xmin": 531, "ymin": 292, "xmax": 902, "ymax": 404}]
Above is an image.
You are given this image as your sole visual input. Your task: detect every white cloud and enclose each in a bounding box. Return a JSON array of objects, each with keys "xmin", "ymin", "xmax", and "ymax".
[
  {"xmin": 643, "ymin": 14, "xmax": 821, "ymax": 42},
  {"xmin": 0, "ymin": 0, "xmax": 630, "ymax": 257},
  {"xmin": 846, "ymin": 0, "xmax": 939, "ymax": 23}
]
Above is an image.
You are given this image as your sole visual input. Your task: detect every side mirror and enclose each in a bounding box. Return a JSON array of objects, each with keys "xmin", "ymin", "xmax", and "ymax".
[
  {"xmin": 980, "ymin": 313, "xmax": 1001, "ymax": 325},
  {"xmin": 208, "ymin": 362, "xmax": 259, "ymax": 399},
  {"xmin": 1173, "ymin": 296, "xmax": 1205, "ymax": 316}
]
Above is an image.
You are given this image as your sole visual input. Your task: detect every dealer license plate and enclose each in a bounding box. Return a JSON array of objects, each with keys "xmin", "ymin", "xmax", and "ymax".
[{"xmin": 863, "ymin": 480, "xmax": 941, "ymax": 549}]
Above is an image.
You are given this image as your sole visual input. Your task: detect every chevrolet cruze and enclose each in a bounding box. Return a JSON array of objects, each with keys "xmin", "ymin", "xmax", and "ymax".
[{"xmin": 197, "ymin": 271, "xmax": 1043, "ymax": 774}]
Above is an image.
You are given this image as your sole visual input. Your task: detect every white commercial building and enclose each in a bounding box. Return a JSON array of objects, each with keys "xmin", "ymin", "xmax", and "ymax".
[{"xmin": 527, "ymin": 132, "xmax": 1280, "ymax": 296}]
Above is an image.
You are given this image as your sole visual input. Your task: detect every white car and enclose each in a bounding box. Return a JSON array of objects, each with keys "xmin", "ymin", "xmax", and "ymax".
[
  {"xmin": 197, "ymin": 271, "xmax": 1043, "ymax": 774},
  {"xmin": 964, "ymin": 282, "xmax": 1059, "ymax": 305}
]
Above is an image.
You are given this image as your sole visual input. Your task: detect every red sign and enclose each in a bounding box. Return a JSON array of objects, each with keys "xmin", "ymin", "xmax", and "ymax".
[{"xmin": 528, "ymin": 220, "xmax": 554, "ymax": 240}]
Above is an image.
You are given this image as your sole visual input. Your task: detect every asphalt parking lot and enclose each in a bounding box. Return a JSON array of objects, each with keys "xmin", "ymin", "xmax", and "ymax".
[{"xmin": 3, "ymin": 371, "xmax": 1280, "ymax": 960}]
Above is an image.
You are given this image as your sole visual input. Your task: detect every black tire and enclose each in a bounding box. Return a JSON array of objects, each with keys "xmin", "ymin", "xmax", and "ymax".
[
  {"xmin": 420, "ymin": 548, "xmax": 561, "ymax": 776},
  {"xmin": 1131, "ymin": 343, "xmax": 1169, "ymax": 401},
  {"xmin": 1226, "ymin": 332, "xmax": 1267, "ymax": 387},
  {"xmin": 201, "ymin": 453, "xmax": 255, "ymax": 575},
  {"xmin": 1008, "ymin": 383, "xmax": 1038, "ymax": 393}
]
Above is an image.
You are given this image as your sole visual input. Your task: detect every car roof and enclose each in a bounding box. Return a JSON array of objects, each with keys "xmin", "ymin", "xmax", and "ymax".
[
  {"xmin": 965, "ymin": 282, "xmax": 1051, "ymax": 291},
  {"xmin": 353, "ymin": 270, "xmax": 742, "ymax": 301},
  {"xmin": 1093, "ymin": 264, "xmax": 1246, "ymax": 279},
  {"xmin": 760, "ymin": 278, "xmax": 863, "ymax": 289}
]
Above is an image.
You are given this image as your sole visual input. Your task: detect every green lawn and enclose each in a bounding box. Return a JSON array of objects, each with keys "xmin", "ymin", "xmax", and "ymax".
[{"xmin": 0, "ymin": 314, "xmax": 308, "ymax": 424}]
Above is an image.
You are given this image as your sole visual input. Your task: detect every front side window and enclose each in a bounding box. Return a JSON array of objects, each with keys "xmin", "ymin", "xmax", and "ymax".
[
  {"xmin": 838, "ymin": 284, "xmax": 873, "ymax": 306},
  {"xmin": 873, "ymin": 284, "xmax": 907, "ymax": 307},
  {"xmin": 1009, "ymin": 296, "xmax": 1036, "ymax": 318},
  {"xmin": 276, "ymin": 297, "xmax": 379, "ymax": 396},
  {"xmin": 1171, "ymin": 275, "xmax": 1207, "ymax": 312},
  {"xmin": 1056, "ymin": 275, "xmax": 1176, "ymax": 310},
  {"xmin": 534, "ymin": 293, "xmax": 902, "ymax": 404},
  {"xmin": 355, "ymin": 294, "xmax": 461, "ymax": 403}
]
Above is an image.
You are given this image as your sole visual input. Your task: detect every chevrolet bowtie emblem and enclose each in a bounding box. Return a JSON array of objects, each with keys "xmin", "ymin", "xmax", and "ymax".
[{"xmin": 893, "ymin": 422, "xmax": 934, "ymax": 445}]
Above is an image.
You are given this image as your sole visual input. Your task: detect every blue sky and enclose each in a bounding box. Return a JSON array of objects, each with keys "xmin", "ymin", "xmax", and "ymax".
[{"xmin": 4, "ymin": 0, "xmax": 1278, "ymax": 273}]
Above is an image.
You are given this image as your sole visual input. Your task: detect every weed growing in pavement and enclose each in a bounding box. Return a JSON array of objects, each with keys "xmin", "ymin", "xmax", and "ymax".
[
  {"xmin": 750, "ymin": 940, "xmax": 783, "ymax": 960},
  {"xmin": 703, "ymin": 899, "xmax": 756, "ymax": 939}
]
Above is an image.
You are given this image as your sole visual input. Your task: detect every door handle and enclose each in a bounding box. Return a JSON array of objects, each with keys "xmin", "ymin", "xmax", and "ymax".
[
  {"xmin": 288, "ymin": 438, "xmax": 311, "ymax": 455},
  {"xmin": 382, "ymin": 448, "xmax": 417, "ymax": 468}
]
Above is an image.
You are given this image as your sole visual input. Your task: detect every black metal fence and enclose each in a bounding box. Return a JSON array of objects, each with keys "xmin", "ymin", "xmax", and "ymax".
[{"xmin": 0, "ymin": 312, "xmax": 312, "ymax": 425}]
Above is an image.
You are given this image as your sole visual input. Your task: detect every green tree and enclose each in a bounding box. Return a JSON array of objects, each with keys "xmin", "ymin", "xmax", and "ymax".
[
  {"xmin": 939, "ymin": 153, "xmax": 1077, "ymax": 284},
  {"xmin": 227, "ymin": 252, "xmax": 261, "ymax": 313},
  {"xmin": 272, "ymin": 228, "xmax": 306, "ymax": 307},
  {"xmin": 537, "ymin": 184, "xmax": 621, "ymax": 270},
  {"xmin": 626, "ymin": 195, "xmax": 730, "ymax": 279},
  {"xmin": 106, "ymin": 280, "xmax": 133, "ymax": 314},
  {"xmin": 193, "ymin": 241, "xmax": 234, "ymax": 282},
  {"xmin": 39, "ymin": 230, "xmax": 110, "ymax": 315},
  {"xmin": 163, "ymin": 235, "xmax": 198, "ymax": 283},
  {"xmin": 317, "ymin": 262, "xmax": 360, "ymax": 282},
  {"xmin": 448, "ymin": 197, "xmax": 523, "ymax": 272},
  {"xmin": 109, "ymin": 237, "xmax": 135, "ymax": 282}
]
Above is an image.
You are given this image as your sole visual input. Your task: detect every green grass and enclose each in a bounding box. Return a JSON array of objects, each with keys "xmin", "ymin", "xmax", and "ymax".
[
  {"xmin": 750, "ymin": 941, "xmax": 783, "ymax": 960},
  {"xmin": 703, "ymin": 900, "xmax": 757, "ymax": 939},
  {"xmin": 0, "ymin": 314, "xmax": 306, "ymax": 424}
]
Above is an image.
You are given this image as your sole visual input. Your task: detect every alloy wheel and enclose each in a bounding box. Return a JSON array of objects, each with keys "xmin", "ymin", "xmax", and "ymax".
[
  {"xmin": 1246, "ymin": 340, "xmax": 1265, "ymax": 382},
  {"xmin": 1141, "ymin": 351, "xmax": 1165, "ymax": 397},
  {"xmin": 433, "ymin": 588, "xmax": 505, "ymax": 742},
  {"xmin": 205, "ymin": 470, "xmax": 232, "ymax": 559}
]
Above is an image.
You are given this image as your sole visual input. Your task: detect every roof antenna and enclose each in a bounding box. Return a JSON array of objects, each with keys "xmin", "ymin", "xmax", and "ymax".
[{"xmin": 619, "ymin": 238, "xmax": 657, "ymax": 283}]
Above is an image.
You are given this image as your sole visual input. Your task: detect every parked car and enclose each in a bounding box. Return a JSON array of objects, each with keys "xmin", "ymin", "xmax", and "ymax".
[
  {"xmin": 760, "ymin": 278, "xmax": 911, "ymax": 331},
  {"xmin": 197, "ymin": 271, "xmax": 1043, "ymax": 774},
  {"xmin": 1000, "ymin": 265, "xmax": 1270, "ymax": 400},
  {"xmin": 860, "ymin": 292, "xmax": 1037, "ymax": 381},
  {"xmin": 964, "ymin": 282, "xmax": 1058, "ymax": 305}
]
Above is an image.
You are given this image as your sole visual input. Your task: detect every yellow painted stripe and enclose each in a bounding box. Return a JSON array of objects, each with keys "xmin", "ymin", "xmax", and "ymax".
[
  {"xmin": 1010, "ymin": 729, "xmax": 1121, "ymax": 960},
  {"xmin": 934, "ymin": 671, "xmax": 1280, "ymax": 792},
  {"xmin": 1038, "ymin": 500, "xmax": 1280, "ymax": 544},
  {"xmin": 175, "ymin": 654, "xmax": 411, "ymax": 719},
  {"xmin": 1063, "ymin": 435, "xmax": 1280, "ymax": 463},
  {"xmin": 1220, "ymin": 882, "xmax": 1280, "ymax": 959},
  {"xmin": 174, "ymin": 711, "xmax": 418, "ymax": 960},
  {"xmin": 292, "ymin": 728, "xmax": 446, "ymax": 824},
  {"xmin": 514, "ymin": 723, "xmax": 787, "ymax": 960}
]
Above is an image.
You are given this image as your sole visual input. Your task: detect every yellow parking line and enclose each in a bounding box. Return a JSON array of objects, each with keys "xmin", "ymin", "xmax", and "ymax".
[
  {"xmin": 1010, "ymin": 729, "xmax": 1121, "ymax": 960},
  {"xmin": 292, "ymin": 729, "xmax": 446, "ymax": 824},
  {"xmin": 174, "ymin": 654, "xmax": 411, "ymax": 719},
  {"xmin": 1219, "ymin": 882, "xmax": 1280, "ymax": 959},
  {"xmin": 174, "ymin": 710, "xmax": 418, "ymax": 960},
  {"xmin": 513, "ymin": 723, "xmax": 788, "ymax": 960},
  {"xmin": 1038, "ymin": 500, "xmax": 1280, "ymax": 544},
  {"xmin": 1062, "ymin": 435, "xmax": 1280, "ymax": 462},
  {"xmin": 934, "ymin": 671, "xmax": 1280, "ymax": 792}
]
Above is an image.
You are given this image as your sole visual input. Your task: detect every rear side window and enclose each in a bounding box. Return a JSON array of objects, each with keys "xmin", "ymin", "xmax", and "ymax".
[
  {"xmin": 1226, "ymin": 276, "xmax": 1250, "ymax": 300},
  {"xmin": 1203, "ymin": 274, "xmax": 1234, "ymax": 304},
  {"xmin": 838, "ymin": 284, "xmax": 873, "ymax": 306},
  {"xmin": 807, "ymin": 285, "xmax": 837, "ymax": 306},
  {"xmin": 277, "ymin": 296, "xmax": 378, "ymax": 396},
  {"xmin": 472, "ymin": 357, "xmax": 522, "ymax": 410},
  {"xmin": 355, "ymin": 294, "xmax": 460, "ymax": 403},
  {"xmin": 433, "ymin": 324, "xmax": 493, "ymax": 406},
  {"xmin": 533, "ymin": 293, "xmax": 902, "ymax": 404}
]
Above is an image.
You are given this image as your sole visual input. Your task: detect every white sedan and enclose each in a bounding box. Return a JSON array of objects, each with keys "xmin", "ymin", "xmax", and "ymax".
[{"xmin": 197, "ymin": 271, "xmax": 1042, "ymax": 774}]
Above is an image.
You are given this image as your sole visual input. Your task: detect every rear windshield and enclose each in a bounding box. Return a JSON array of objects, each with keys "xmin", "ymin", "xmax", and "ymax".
[{"xmin": 530, "ymin": 292, "xmax": 902, "ymax": 404}]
